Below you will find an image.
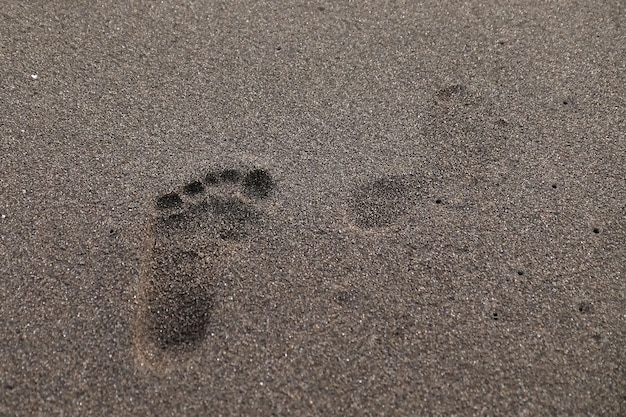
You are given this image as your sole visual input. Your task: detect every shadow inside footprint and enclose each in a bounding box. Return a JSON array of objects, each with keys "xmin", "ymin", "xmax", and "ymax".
[
  {"xmin": 154, "ymin": 196, "xmax": 260, "ymax": 241},
  {"xmin": 351, "ymin": 176, "xmax": 419, "ymax": 228},
  {"xmin": 156, "ymin": 192, "xmax": 183, "ymax": 209},
  {"xmin": 209, "ymin": 196, "xmax": 261, "ymax": 240},
  {"xmin": 435, "ymin": 84, "xmax": 466, "ymax": 101},
  {"xmin": 210, "ymin": 196, "xmax": 257, "ymax": 220},
  {"xmin": 434, "ymin": 83, "xmax": 478, "ymax": 107},
  {"xmin": 220, "ymin": 169, "xmax": 242, "ymax": 183},
  {"xmin": 243, "ymin": 169, "xmax": 275, "ymax": 198},
  {"xmin": 144, "ymin": 249, "xmax": 214, "ymax": 351},
  {"xmin": 148, "ymin": 278, "xmax": 213, "ymax": 350},
  {"xmin": 183, "ymin": 181, "xmax": 205, "ymax": 195}
]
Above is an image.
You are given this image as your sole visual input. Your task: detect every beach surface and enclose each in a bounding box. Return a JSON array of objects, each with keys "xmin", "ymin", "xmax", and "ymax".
[{"xmin": 1, "ymin": 1, "xmax": 625, "ymax": 415}]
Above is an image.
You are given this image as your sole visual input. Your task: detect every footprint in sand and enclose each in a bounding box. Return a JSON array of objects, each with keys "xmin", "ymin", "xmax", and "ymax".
[
  {"xmin": 134, "ymin": 167, "xmax": 275, "ymax": 370},
  {"xmin": 348, "ymin": 171, "xmax": 479, "ymax": 232},
  {"xmin": 348, "ymin": 83, "xmax": 506, "ymax": 232},
  {"xmin": 349, "ymin": 174, "xmax": 424, "ymax": 229}
]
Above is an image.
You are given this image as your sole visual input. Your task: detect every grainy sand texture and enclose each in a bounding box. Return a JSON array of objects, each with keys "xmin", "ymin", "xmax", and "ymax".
[{"xmin": 1, "ymin": 1, "xmax": 625, "ymax": 416}]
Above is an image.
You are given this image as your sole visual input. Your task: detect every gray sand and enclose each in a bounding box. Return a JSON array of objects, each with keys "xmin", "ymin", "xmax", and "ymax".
[{"xmin": 1, "ymin": 1, "xmax": 625, "ymax": 416}]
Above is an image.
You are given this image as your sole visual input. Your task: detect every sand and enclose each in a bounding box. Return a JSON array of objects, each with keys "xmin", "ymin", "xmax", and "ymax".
[{"xmin": 1, "ymin": 1, "xmax": 625, "ymax": 415}]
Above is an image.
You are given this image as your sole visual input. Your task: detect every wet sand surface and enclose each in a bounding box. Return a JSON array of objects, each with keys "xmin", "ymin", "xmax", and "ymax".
[{"xmin": 1, "ymin": 1, "xmax": 625, "ymax": 415}]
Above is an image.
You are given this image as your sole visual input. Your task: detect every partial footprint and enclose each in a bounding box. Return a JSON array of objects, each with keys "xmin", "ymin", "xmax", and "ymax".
[
  {"xmin": 348, "ymin": 83, "xmax": 513, "ymax": 232},
  {"xmin": 433, "ymin": 83, "xmax": 478, "ymax": 107},
  {"xmin": 348, "ymin": 171, "xmax": 479, "ymax": 232},
  {"xmin": 349, "ymin": 174, "xmax": 423, "ymax": 229},
  {"xmin": 134, "ymin": 168, "xmax": 275, "ymax": 371}
]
